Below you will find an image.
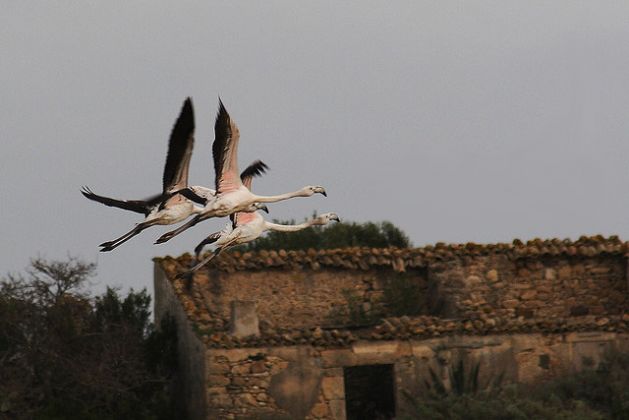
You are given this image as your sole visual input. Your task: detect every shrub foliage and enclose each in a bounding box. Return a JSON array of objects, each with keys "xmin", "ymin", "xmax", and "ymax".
[
  {"xmin": 0, "ymin": 257, "xmax": 178, "ymax": 419},
  {"xmin": 403, "ymin": 351, "xmax": 629, "ymax": 420}
]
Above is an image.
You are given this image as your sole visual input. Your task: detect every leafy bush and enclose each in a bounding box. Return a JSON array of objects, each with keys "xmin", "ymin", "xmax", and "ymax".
[
  {"xmin": 404, "ymin": 389, "xmax": 604, "ymax": 420},
  {"xmin": 382, "ymin": 272, "xmax": 425, "ymax": 317},
  {"xmin": 402, "ymin": 352, "xmax": 629, "ymax": 420},
  {"xmin": 532, "ymin": 349, "xmax": 629, "ymax": 419},
  {"xmin": 0, "ymin": 257, "xmax": 178, "ymax": 419},
  {"xmin": 324, "ymin": 289, "xmax": 380, "ymax": 327}
]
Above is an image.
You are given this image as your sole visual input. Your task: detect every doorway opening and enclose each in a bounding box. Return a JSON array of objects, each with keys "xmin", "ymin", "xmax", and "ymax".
[{"xmin": 344, "ymin": 364, "xmax": 395, "ymax": 420}]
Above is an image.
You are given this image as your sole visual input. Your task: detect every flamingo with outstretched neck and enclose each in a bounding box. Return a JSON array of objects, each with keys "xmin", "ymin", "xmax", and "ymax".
[
  {"xmin": 179, "ymin": 166, "xmax": 338, "ymax": 276},
  {"xmin": 183, "ymin": 212, "xmax": 340, "ymax": 276},
  {"xmin": 155, "ymin": 99, "xmax": 326, "ymax": 245},
  {"xmin": 82, "ymin": 98, "xmax": 268, "ymax": 251}
]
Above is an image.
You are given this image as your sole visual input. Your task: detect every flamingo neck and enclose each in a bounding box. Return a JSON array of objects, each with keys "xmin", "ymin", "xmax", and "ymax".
[
  {"xmin": 252, "ymin": 189, "xmax": 307, "ymax": 203},
  {"xmin": 264, "ymin": 219, "xmax": 317, "ymax": 233}
]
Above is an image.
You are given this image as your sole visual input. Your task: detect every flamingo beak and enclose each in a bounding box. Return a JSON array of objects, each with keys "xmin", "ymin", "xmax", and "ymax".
[
  {"xmin": 319, "ymin": 189, "xmax": 327, "ymax": 197},
  {"xmin": 332, "ymin": 215, "xmax": 340, "ymax": 222},
  {"xmin": 260, "ymin": 205, "xmax": 269, "ymax": 214}
]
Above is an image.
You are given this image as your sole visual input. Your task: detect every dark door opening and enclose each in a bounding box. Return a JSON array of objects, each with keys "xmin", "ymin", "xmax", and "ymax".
[{"xmin": 344, "ymin": 364, "xmax": 395, "ymax": 420}]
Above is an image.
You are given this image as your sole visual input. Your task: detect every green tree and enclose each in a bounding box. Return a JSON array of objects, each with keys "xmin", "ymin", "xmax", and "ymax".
[
  {"xmin": 0, "ymin": 257, "xmax": 178, "ymax": 419},
  {"xmin": 243, "ymin": 216, "xmax": 411, "ymax": 251}
]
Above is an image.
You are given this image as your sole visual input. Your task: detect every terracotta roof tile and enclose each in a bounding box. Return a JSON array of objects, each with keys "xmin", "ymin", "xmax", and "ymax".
[
  {"xmin": 192, "ymin": 314, "xmax": 629, "ymax": 349},
  {"xmin": 155, "ymin": 235, "xmax": 626, "ymax": 274},
  {"xmin": 154, "ymin": 235, "xmax": 629, "ymax": 349}
]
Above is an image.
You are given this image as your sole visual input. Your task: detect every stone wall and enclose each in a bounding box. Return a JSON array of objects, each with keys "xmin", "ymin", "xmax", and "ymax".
[
  {"xmin": 202, "ymin": 332, "xmax": 629, "ymax": 419},
  {"xmin": 154, "ymin": 264, "xmax": 207, "ymax": 420},
  {"xmin": 157, "ymin": 250, "xmax": 628, "ymax": 335},
  {"xmin": 152, "ymin": 236, "xmax": 629, "ymax": 419},
  {"xmin": 432, "ymin": 254, "xmax": 627, "ymax": 320},
  {"xmin": 186, "ymin": 267, "xmax": 429, "ymax": 331}
]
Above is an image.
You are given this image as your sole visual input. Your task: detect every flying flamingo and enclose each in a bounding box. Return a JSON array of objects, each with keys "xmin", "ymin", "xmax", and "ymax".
[
  {"xmin": 82, "ymin": 98, "xmax": 268, "ymax": 251},
  {"xmin": 84, "ymin": 160, "xmax": 268, "ymax": 251},
  {"xmin": 176, "ymin": 170, "xmax": 336, "ymax": 277},
  {"xmin": 155, "ymin": 100, "xmax": 327, "ymax": 245},
  {"xmin": 180, "ymin": 200, "xmax": 339, "ymax": 277},
  {"xmin": 186, "ymin": 211, "xmax": 340, "ymax": 274}
]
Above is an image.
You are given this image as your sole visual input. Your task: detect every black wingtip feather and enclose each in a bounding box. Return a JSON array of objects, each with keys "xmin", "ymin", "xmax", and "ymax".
[
  {"xmin": 240, "ymin": 160, "xmax": 269, "ymax": 180},
  {"xmin": 212, "ymin": 98, "xmax": 234, "ymax": 191},
  {"xmin": 162, "ymin": 97, "xmax": 196, "ymax": 192},
  {"xmin": 215, "ymin": 99, "xmax": 229, "ymax": 125},
  {"xmin": 181, "ymin": 97, "xmax": 195, "ymax": 129},
  {"xmin": 80, "ymin": 186, "xmax": 92, "ymax": 197},
  {"xmin": 182, "ymin": 97, "xmax": 194, "ymax": 123}
]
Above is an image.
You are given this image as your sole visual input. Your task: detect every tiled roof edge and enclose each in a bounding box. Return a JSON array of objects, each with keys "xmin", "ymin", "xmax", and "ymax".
[{"xmin": 154, "ymin": 235, "xmax": 627, "ymax": 274}]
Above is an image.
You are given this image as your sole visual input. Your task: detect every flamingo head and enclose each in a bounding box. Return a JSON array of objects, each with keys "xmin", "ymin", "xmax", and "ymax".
[
  {"xmin": 303, "ymin": 185, "xmax": 327, "ymax": 197},
  {"xmin": 253, "ymin": 203, "xmax": 269, "ymax": 213},
  {"xmin": 316, "ymin": 212, "xmax": 340, "ymax": 225}
]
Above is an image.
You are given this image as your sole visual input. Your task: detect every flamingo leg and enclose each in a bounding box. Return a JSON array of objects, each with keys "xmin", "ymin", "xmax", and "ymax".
[
  {"xmin": 177, "ymin": 236, "xmax": 240, "ymax": 280},
  {"xmin": 194, "ymin": 233, "xmax": 221, "ymax": 259},
  {"xmin": 175, "ymin": 247, "xmax": 224, "ymax": 285},
  {"xmin": 155, "ymin": 212, "xmax": 212, "ymax": 244},
  {"xmin": 99, "ymin": 220, "xmax": 159, "ymax": 252}
]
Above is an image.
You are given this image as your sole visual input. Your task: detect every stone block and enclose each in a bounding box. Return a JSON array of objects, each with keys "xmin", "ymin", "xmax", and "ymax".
[
  {"xmin": 503, "ymin": 299, "xmax": 519, "ymax": 309},
  {"xmin": 268, "ymin": 359, "xmax": 322, "ymax": 419},
  {"xmin": 521, "ymin": 290, "xmax": 537, "ymax": 300},
  {"xmin": 329, "ymin": 399, "xmax": 347, "ymax": 420},
  {"xmin": 486, "ymin": 269, "xmax": 499, "ymax": 282},
  {"xmin": 207, "ymin": 361, "xmax": 230, "ymax": 375},
  {"xmin": 208, "ymin": 375, "xmax": 230, "ymax": 387},
  {"xmin": 232, "ymin": 363, "xmax": 251, "ymax": 375},
  {"xmin": 230, "ymin": 301, "xmax": 260, "ymax": 338},
  {"xmin": 234, "ymin": 393, "xmax": 258, "ymax": 407},
  {"xmin": 310, "ymin": 402, "xmax": 330, "ymax": 418},
  {"xmin": 210, "ymin": 348, "xmax": 259, "ymax": 362},
  {"xmin": 324, "ymin": 368, "xmax": 344, "ymax": 377},
  {"xmin": 251, "ymin": 360, "xmax": 267, "ymax": 374},
  {"xmin": 465, "ymin": 275, "xmax": 482, "ymax": 286},
  {"xmin": 249, "ymin": 377, "xmax": 270, "ymax": 388},
  {"xmin": 352, "ymin": 341, "xmax": 399, "ymax": 355},
  {"xmin": 544, "ymin": 268, "xmax": 556, "ymax": 281},
  {"xmin": 558, "ymin": 266, "xmax": 572, "ymax": 280},
  {"xmin": 321, "ymin": 376, "xmax": 344, "ymax": 400},
  {"xmin": 321, "ymin": 349, "xmax": 357, "ymax": 368},
  {"xmin": 268, "ymin": 346, "xmax": 301, "ymax": 362},
  {"xmin": 232, "ymin": 376, "xmax": 248, "ymax": 386},
  {"xmin": 207, "ymin": 387, "xmax": 232, "ymax": 408}
]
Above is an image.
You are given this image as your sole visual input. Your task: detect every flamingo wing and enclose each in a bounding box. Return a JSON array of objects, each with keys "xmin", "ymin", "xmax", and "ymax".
[
  {"xmin": 81, "ymin": 186, "xmax": 165, "ymax": 216},
  {"xmin": 240, "ymin": 160, "xmax": 269, "ymax": 190},
  {"xmin": 229, "ymin": 162, "xmax": 268, "ymax": 227},
  {"xmin": 162, "ymin": 97, "xmax": 195, "ymax": 194},
  {"xmin": 232, "ymin": 210, "xmax": 258, "ymax": 227},
  {"xmin": 212, "ymin": 100, "xmax": 242, "ymax": 194},
  {"xmin": 176, "ymin": 188, "xmax": 208, "ymax": 205}
]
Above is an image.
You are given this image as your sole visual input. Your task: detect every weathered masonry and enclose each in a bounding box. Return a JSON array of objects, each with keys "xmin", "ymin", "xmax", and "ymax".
[{"xmin": 154, "ymin": 236, "xmax": 629, "ymax": 420}]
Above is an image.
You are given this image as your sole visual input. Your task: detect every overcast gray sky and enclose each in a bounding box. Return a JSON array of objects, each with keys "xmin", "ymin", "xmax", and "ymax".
[{"xmin": 2, "ymin": 2, "xmax": 629, "ymax": 294}]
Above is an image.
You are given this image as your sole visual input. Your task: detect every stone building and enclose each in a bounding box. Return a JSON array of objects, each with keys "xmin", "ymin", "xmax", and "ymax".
[{"xmin": 154, "ymin": 235, "xmax": 629, "ymax": 420}]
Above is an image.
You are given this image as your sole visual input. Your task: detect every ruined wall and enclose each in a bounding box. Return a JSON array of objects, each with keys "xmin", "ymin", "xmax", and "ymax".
[
  {"xmin": 432, "ymin": 254, "xmax": 627, "ymax": 320},
  {"xmin": 154, "ymin": 264, "xmax": 208, "ymax": 420},
  {"xmin": 191, "ymin": 267, "xmax": 429, "ymax": 331},
  {"xmin": 153, "ymin": 237, "xmax": 629, "ymax": 419},
  {"xmin": 162, "ymin": 251, "xmax": 628, "ymax": 334},
  {"xmin": 203, "ymin": 332, "xmax": 629, "ymax": 420}
]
